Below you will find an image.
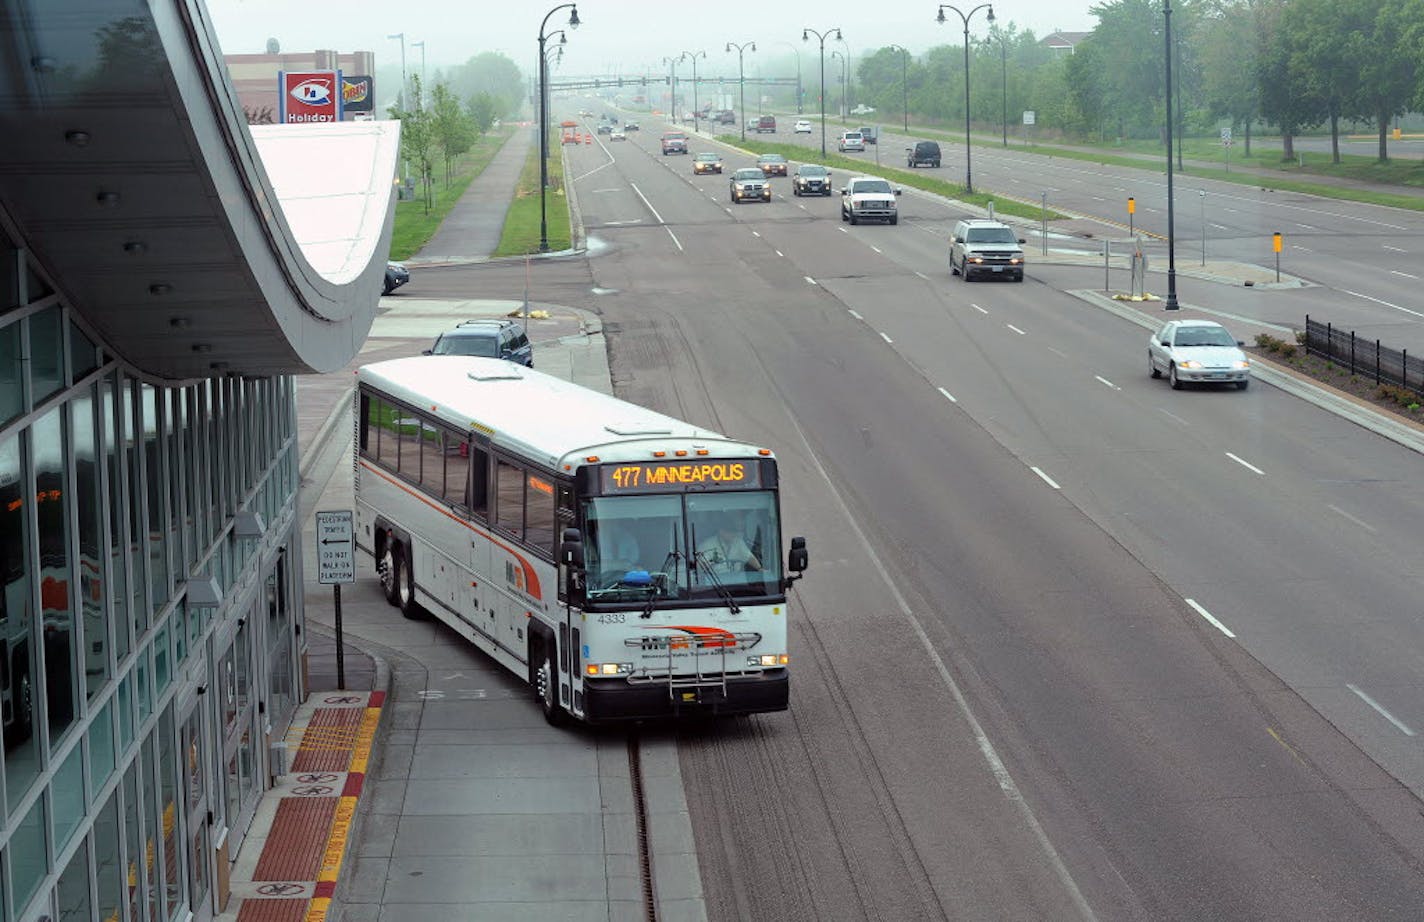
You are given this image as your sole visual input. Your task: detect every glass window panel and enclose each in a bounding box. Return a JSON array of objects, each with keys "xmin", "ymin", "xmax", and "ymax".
[
  {"xmin": 182, "ymin": 389, "xmax": 198, "ymax": 574},
  {"xmin": 52, "ymin": 740, "xmax": 85, "ymax": 848},
  {"xmin": 469, "ymin": 447, "xmax": 489, "ymax": 520},
  {"xmin": 141, "ymin": 735, "xmax": 161, "ymax": 922},
  {"xmin": 2, "ymin": 431, "xmax": 42, "ymax": 810},
  {"xmin": 67, "ymin": 319, "xmax": 97, "ymax": 381},
  {"xmin": 494, "ymin": 459, "xmax": 524, "ymax": 538},
  {"xmin": 29, "ymin": 305, "xmax": 64, "ymax": 402},
  {"xmin": 122, "ymin": 760, "xmax": 146, "ymax": 922},
  {"xmin": 166, "ymin": 391, "xmax": 181, "ymax": 581},
  {"xmin": 94, "ymin": 790, "xmax": 124, "ymax": 922},
  {"xmin": 0, "ymin": 320, "xmax": 21, "ymax": 425},
  {"xmin": 123, "ymin": 378, "xmax": 147, "ymax": 638},
  {"xmin": 102, "ymin": 374, "xmax": 130, "ymax": 667},
  {"xmin": 419, "ymin": 420, "xmax": 441, "ymax": 491},
  {"xmin": 525, "ymin": 472, "xmax": 556, "ymax": 554},
  {"xmin": 153, "ymin": 619, "xmax": 169, "ymax": 696},
  {"xmin": 233, "ymin": 621, "xmax": 250, "ymax": 718},
  {"xmin": 23, "ymin": 259, "xmax": 52, "ymax": 303},
  {"xmin": 35, "ymin": 406, "xmax": 78, "ymax": 744},
  {"xmin": 57, "ymin": 836, "xmax": 93, "ymax": 922},
  {"xmin": 142, "ymin": 386, "xmax": 167, "ymax": 615},
  {"xmin": 73, "ymin": 388, "xmax": 109, "ymax": 700},
  {"xmin": 116, "ymin": 672, "xmax": 134, "ymax": 752},
  {"xmin": 134, "ymin": 651, "xmax": 151, "ymax": 725},
  {"xmin": 442, "ymin": 433, "xmax": 469, "ymax": 508},
  {"xmin": 173, "ymin": 601, "xmax": 187, "ymax": 666},
  {"xmin": 89, "ymin": 696, "xmax": 115, "ymax": 789},
  {"xmin": 1, "ymin": 247, "xmax": 17, "ymax": 312},
  {"xmin": 10, "ymin": 794, "xmax": 48, "ymax": 912},
  {"xmin": 156, "ymin": 706, "xmax": 181, "ymax": 920}
]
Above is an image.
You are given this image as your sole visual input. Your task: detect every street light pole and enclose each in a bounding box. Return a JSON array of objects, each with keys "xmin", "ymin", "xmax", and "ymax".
[
  {"xmin": 386, "ymin": 32, "xmax": 407, "ymax": 110},
  {"xmin": 726, "ymin": 41, "xmax": 756, "ymax": 141},
  {"xmin": 679, "ymin": 50, "xmax": 706, "ymax": 127},
  {"xmin": 890, "ymin": 45, "xmax": 910, "ymax": 134},
  {"xmin": 774, "ymin": 41, "xmax": 803, "ymax": 114},
  {"xmin": 662, "ymin": 55, "xmax": 681, "ymax": 120},
  {"xmin": 836, "ymin": 36, "xmax": 853, "ymax": 122},
  {"xmin": 412, "ymin": 40, "xmax": 426, "ymax": 109},
  {"xmin": 803, "ymin": 26, "xmax": 842, "ymax": 160},
  {"xmin": 831, "ymin": 51, "xmax": 844, "ymax": 121},
  {"xmin": 1163, "ymin": 0, "xmax": 1180, "ymax": 309},
  {"xmin": 538, "ymin": 3, "xmax": 579, "ymax": 254},
  {"xmin": 994, "ymin": 31, "xmax": 1007, "ymax": 146},
  {"xmin": 936, "ymin": 3, "xmax": 994, "ymax": 194}
]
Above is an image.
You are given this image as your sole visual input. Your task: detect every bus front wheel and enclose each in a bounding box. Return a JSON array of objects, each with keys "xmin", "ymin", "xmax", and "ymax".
[{"xmin": 533, "ymin": 641, "xmax": 567, "ymax": 726}]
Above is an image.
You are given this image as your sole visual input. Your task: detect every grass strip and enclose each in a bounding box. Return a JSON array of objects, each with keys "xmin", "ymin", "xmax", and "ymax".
[
  {"xmin": 715, "ymin": 135, "xmax": 1062, "ymax": 221},
  {"xmin": 389, "ymin": 126, "xmax": 515, "ymax": 260},
  {"xmin": 492, "ymin": 140, "xmax": 572, "ymax": 256}
]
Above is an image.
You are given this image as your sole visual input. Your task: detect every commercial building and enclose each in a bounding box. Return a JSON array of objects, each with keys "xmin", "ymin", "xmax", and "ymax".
[
  {"xmin": 0, "ymin": 3, "xmax": 397, "ymax": 920},
  {"xmin": 224, "ymin": 51, "xmax": 377, "ymax": 124}
]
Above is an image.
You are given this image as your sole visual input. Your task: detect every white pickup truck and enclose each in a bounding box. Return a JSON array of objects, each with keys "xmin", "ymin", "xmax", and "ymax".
[{"xmin": 839, "ymin": 176, "xmax": 902, "ymax": 226}]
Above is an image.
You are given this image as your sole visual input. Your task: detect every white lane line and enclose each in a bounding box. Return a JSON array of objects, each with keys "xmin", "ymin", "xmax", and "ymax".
[
  {"xmin": 1296, "ymin": 223, "xmax": 1316, "ymax": 230},
  {"xmin": 1094, "ymin": 375, "xmax": 1120, "ymax": 390},
  {"xmin": 775, "ymin": 250, "xmax": 784, "ymax": 257},
  {"xmin": 629, "ymin": 182, "xmax": 666, "ymax": 224},
  {"xmin": 879, "ymin": 331, "xmax": 894, "ymax": 344},
  {"xmin": 1346, "ymin": 684, "xmax": 1416, "ymax": 736},
  {"xmin": 1327, "ymin": 503, "xmax": 1377, "ymax": 534},
  {"xmin": 938, "ymin": 387, "xmax": 958, "ymax": 403},
  {"xmin": 779, "ymin": 410, "xmax": 1098, "ymax": 922},
  {"xmin": 1390, "ymin": 270, "xmax": 1419, "ymax": 280},
  {"xmin": 1294, "ymin": 246, "xmax": 1313, "ymax": 252},
  {"xmin": 848, "ymin": 309, "xmax": 863, "ymax": 320},
  {"xmin": 915, "ymin": 271, "xmax": 930, "ymax": 280},
  {"xmin": 839, "ymin": 227, "xmax": 849, "ymax": 234},
  {"xmin": 1030, "ymin": 466, "xmax": 1061, "ymax": 490},
  {"xmin": 1225, "ymin": 452, "xmax": 1265, "ymax": 475},
  {"xmin": 805, "ymin": 276, "xmax": 817, "ymax": 285},
  {"xmin": 591, "ymin": 187, "xmax": 622, "ymax": 193},
  {"xmin": 1157, "ymin": 408, "xmax": 1190, "ymax": 426},
  {"xmin": 752, "ymin": 231, "xmax": 761, "ymax": 237},
  {"xmin": 972, "ymin": 304, "xmax": 989, "ymax": 315},
  {"xmin": 799, "ymin": 204, "xmax": 807, "ymax": 210},
  {"xmin": 1006, "ymin": 324, "xmax": 1027, "ymax": 336},
  {"xmin": 1383, "ymin": 245, "xmax": 1408, "ymax": 253},
  {"xmin": 725, "ymin": 207, "xmax": 734, "ymax": 215},
  {"xmin": 870, "ymin": 245, "xmax": 883, "ymax": 254},
  {"xmin": 665, "ymin": 228, "xmax": 684, "ymax": 251},
  {"xmin": 1185, "ymin": 599, "xmax": 1236, "ymax": 638},
  {"xmin": 1210, "ymin": 223, "xmax": 1230, "ymax": 230},
  {"xmin": 1343, "ymin": 288, "xmax": 1424, "ymax": 319},
  {"xmin": 1046, "ymin": 346, "xmax": 1068, "ymax": 358}
]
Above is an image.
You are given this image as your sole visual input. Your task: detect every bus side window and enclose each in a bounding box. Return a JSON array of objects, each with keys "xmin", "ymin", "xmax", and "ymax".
[
  {"xmin": 366, "ymin": 396, "xmax": 386, "ymax": 464},
  {"xmin": 525, "ymin": 472, "xmax": 556, "ymax": 555},
  {"xmin": 494, "ymin": 458, "xmax": 525, "ymax": 539},
  {"xmin": 442, "ymin": 430, "xmax": 469, "ymax": 509},
  {"xmin": 358, "ymin": 393, "xmax": 370, "ymax": 453},
  {"xmin": 419, "ymin": 419, "xmax": 442, "ymax": 493},
  {"xmin": 469, "ymin": 446, "xmax": 489, "ymax": 520}
]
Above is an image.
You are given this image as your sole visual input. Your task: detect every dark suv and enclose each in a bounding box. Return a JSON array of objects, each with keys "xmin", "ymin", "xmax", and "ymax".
[
  {"xmin": 424, "ymin": 319, "xmax": 534, "ymax": 366},
  {"xmin": 906, "ymin": 140, "xmax": 941, "ymax": 168}
]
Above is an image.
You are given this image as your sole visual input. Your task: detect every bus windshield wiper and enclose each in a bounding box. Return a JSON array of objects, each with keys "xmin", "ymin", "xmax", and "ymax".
[{"xmin": 692, "ymin": 549, "xmax": 742, "ymax": 615}]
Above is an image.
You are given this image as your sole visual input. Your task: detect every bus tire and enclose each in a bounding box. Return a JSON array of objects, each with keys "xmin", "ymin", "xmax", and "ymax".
[
  {"xmin": 532, "ymin": 637, "xmax": 567, "ymax": 726},
  {"xmin": 396, "ymin": 552, "xmax": 427, "ymax": 620},
  {"xmin": 378, "ymin": 538, "xmax": 400, "ymax": 606},
  {"xmin": 8, "ymin": 650, "xmax": 31, "ymax": 743}
]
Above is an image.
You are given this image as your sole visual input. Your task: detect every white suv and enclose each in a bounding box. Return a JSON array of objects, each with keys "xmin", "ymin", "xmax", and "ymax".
[
  {"xmin": 838, "ymin": 131, "xmax": 865, "ymax": 153},
  {"xmin": 949, "ymin": 219, "xmax": 1026, "ymax": 282},
  {"xmin": 840, "ymin": 176, "xmax": 901, "ymax": 225}
]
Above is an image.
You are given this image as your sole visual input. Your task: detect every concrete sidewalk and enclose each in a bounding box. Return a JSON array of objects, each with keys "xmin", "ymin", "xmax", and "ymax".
[{"xmin": 409, "ymin": 127, "xmax": 533, "ymax": 265}]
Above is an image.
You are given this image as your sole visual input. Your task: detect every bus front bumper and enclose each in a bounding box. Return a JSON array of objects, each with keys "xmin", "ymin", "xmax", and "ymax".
[{"xmin": 581, "ymin": 669, "xmax": 788, "ymax": 722}]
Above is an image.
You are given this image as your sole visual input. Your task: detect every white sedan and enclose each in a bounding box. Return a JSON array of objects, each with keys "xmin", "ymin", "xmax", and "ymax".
[
  {"xmin": 1148, "ymin": 319, "xmax": 1251, "ymax": 390},
  {"xmin": 794, "ymin": 119, "xmax": 813, "ymax": 134},
  {"xmin": 609, "ymin": 129, "xmax": 627, "ymax": 141}
]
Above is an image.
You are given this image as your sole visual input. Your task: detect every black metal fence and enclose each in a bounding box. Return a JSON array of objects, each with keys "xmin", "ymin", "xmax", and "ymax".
[{"xmin": 1304, "ymin": 316, "xmax": 1424, "ymax": 398}]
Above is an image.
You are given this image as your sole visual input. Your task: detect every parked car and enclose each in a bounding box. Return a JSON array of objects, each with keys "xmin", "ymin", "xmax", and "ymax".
[
  {"xmin": 660, "ymin": 131, "xmax": 688, "ymax": 154},
  {"xmin": 949, "ymin": 218, "xmax": 1025, "ymax": 282},
  {"xmin": 383, "ymin": 262, "xmax": 409, "ymax": 295},
  {"xmin": 693, "ymin": 152, "xmax": 724, "ymax": 174},
  {"xmin": 906, "ymin": 140, "xmax": 942, "ymax": 168},
  {"xmin": 730, "ymin": 167, "xmax": 771, "ymax": 204},
  {"xmin": 794, "ymin": 119, "xmax": 813, "ymax": 134},
  {"xmin": 757, "ymin": 115, "xmax": 777, "ymax": 133},
  {"xmin": 423, "ymin": 319, "xmax": 534, "ymax": 367},
  {"xmin": 792, "ymin": 164, "xmax": 832, "ymax": 196},
  {"xmin": 756, "ymin": 154, "xmax": 788, "ymax": 176},
  {"xmin": 1148, "ymin": 320, "xmax": 1251, "ymax": 390},
  {"xmin": 839, "ymin": 176, "xmax": 900, "ymax": 225},
  {"xmin": 838, "ymin": 131, "xmax": 865, "ymax": 153},
  {"xmin": 856, "ymin": 126, "xmax": 878, "ymax": 145}
]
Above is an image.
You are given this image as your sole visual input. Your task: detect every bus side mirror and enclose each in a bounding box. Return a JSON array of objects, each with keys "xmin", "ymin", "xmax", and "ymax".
[
  {"xmin": 784, "ymin": 536, "xmax": 808, "ymax": 590},
  {"xmin": 560, "ymin": 528, "xmax": 584, "ymax": 569}
]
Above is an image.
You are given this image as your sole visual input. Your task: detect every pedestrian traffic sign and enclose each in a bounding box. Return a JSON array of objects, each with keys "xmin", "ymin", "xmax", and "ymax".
[
  {"xmin": 316, "ymin": 510, "xmax": 355, "ymax": 585},
  {"xmin": 1221, "ymin": 127, "xmax": 1232, "ymax": 147}
]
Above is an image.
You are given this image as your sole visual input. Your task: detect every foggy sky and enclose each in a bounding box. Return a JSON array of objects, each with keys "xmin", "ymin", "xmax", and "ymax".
[{"xmin": 209, "ymin": 0, "xmax": 1095, "ymax": 78}]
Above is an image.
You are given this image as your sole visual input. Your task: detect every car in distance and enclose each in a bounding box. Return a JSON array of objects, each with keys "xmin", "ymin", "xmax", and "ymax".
[
  {"xmin": 850, "ymin": 103, "xmax": 876, "ymax": 116},
  {"xmin": 756, "ymin": 153, "xmax": 788, "ymax": 176},
  {"xmin": 949, "ymin": 219, "xmax": 1025, "ymax": 281},
  {"xmin": 609, "ymin": 129, "xmax": 626, "ymax": 141},
  {"xmin": 730, "ymin": 167, "xmax": 771, "ymax": 204},
  {"xmin": 383, "ymin": 262, "xmax": 410, "ymax": 295},
  {"xmin": 717, "ymin": 109, "xmax": 737, "ymax": 124},
  {"xmin": 746, "ymin": 118, "xmax": 760, "ymax": 133},
  {"xmin": 623, "ymin": 121, "xmax": 640, "ymax": 132},
  {"xmin": 596, "ymin": 123, "xmax": 613, "ymax": 135},
  {"xmin": 792, "ymin": 164, "xmax": 832, "ymax": 196},
  {"xmin": 1148, "ymin": 320, "xmax": 1251, "ymax": 390},
  {"xmin": 660, "ymin": 131, "xmax": 688, "ymax": 154},
  {"xmin": 423, "ymin": 319, "xmax": 534, "ymax": 367},
  {"xmin": 692, "ymin": 152, "xmax": 724, "ymax": 174},
  {"xmin": 840, "ymin": 176, "xmax": 900, "ymax": 225},
  {"xmin": 757, "ymin": 114, "xmax": 777, "ymax": 133},
  {"xmin": 906, "ymin": 140, "xmax": 941, "ymax": 168},
  {"xmin": 856, "ymin": 126, "xmax": 878, "ymax": 145},
  {"xmin": 838, "ymin": 131, "xmax": 865, "ymax": 153},
  {"xmin": 794, "ymin": 119, "xmax": 813, "ymax": 134}
]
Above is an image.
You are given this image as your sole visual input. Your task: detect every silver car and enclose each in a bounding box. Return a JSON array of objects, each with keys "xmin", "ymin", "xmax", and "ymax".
[{"xmin": 1148, "ymin": 320, "xmax": 1251, "ymax": 390}]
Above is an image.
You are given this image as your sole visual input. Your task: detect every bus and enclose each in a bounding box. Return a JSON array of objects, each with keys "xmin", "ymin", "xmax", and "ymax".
[{"xmin": 353, "ymin": 356, "xmax": 808, "ymax": 724}]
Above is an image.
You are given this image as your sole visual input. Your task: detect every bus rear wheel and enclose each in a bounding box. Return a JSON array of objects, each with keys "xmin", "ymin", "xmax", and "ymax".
[
  {"xmin": 533, "ymin": 641, "xmax": 567, "ymax": 726},
  {"xmin": 396, "ymin": 554, "xmax": 426, "ymax": 620}
]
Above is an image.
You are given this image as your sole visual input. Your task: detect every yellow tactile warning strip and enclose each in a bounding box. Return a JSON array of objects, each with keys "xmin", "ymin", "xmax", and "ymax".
[{"xmin": 235, "ymin": 690, "xmax": 384, "ymax": 922}]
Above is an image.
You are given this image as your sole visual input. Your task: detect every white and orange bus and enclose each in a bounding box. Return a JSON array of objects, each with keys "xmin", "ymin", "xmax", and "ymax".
[{"xmin": 353, "ymin": 356, "xmax": 808, "ymax": 724}]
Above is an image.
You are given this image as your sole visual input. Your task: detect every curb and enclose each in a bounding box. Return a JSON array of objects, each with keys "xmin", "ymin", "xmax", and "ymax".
[{"xmin": 298, "ymin": 388, "xmax": 355, "ymax": 482}]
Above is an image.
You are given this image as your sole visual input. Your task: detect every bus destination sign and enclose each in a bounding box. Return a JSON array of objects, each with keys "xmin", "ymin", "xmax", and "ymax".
[{"xmin": 601, "ymin": 460, "xmax": 761, "ymax": 493}]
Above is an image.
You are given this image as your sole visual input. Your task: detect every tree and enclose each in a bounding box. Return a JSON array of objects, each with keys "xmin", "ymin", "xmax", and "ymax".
[
  {"xmin": 1256, "ymin": 0, "xmax": 1324, "ymax": 160},
  {"xmin": 394, "ymin": 76, "xmax": 437, "ymax": 213},
  {"xmin": 467, "ymin": 92, "xmax": 499, "ymax": 135},
  {"xmin": 430, "ymin": 82, "xmax": 474, "ymax": 185},
  {"xmin": 1199, "ymin": 0, "xmax": 1260, "ymax": 155},
  {"xmin": 1352, "ymin": 0, "xmax": 1417, "ymax": 161},
  {"xmin": 1084, "ymin": 0, "xmax": 1169, "ymax": 140},
  {"xmin": 447, "ymin": 52, "xmax": 524, "ymax": 119},
  {"xmin": 265, "ymin": 37, "xmax": 280, "ymax": 55}
]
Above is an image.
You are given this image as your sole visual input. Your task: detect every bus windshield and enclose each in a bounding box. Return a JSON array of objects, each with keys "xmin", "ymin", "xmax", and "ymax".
[{"xmin": 582, "ymin": 491, "xmax": 783, "ymax": 602}]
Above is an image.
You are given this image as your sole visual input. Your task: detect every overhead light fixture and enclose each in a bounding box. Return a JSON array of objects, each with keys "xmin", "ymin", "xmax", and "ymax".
[{"xmin": 64, "ymin": 130, "xmax": 90, "ymax": 147}]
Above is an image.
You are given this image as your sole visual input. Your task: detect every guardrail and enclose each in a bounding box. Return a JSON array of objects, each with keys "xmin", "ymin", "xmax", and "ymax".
[{"xmin": 1305, "ymin": 315, "xmax": 1424, "ymax": 397}]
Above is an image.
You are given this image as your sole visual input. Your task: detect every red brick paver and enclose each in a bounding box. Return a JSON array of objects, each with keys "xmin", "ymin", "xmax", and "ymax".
[
  {"xmin": 236, "ymin": 898, "xmax": 310, "ymax": 922},
  {"xmin": 253, "ymin": 798, "xmax": 338, "ymax": 880}
]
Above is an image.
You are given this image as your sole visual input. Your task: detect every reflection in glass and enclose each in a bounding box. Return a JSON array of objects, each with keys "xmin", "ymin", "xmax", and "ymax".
[
  {"xmin": 53, "ymin": 739, "xmax": 86, "ymax": 847},
  {"xmin": 74, "ymin": 388, "xmax": 109, "ymax": 700},
  {"xmin": 116, "ymin": 672, "xmax": 134, "ymax": 751},
  {"xmin": 123, "ymin": 378, "xmax": 147, "ymax": 638},
  {"xmin": 10, "ymin": 794, "xmax": 48, "ymax": 911},
  {"xmin": 123, "ymin": 759, "xmax": 146, "ymax": 922},
  {"xmin": 30, "ymin": 305, "xmax": 64, "ymax": 401},
  {"xmin": 142, "ymin": 385, "xmax": 168, "ymax": 615},
  {"xmin": 69, "ymin": 318, "xmax": 98, "ymax": 380},
  {"xmin": 103, "ymin": 374, "xmax": 131, "ymax": 666},
  {"xmin": 35, "ymin": 407, "xmax": 78, "ymax": 743},
  {"xmin": 158, "ymin": 706, "xmax": 182, "ymax": 919},
  {"xmin": 0, "ymin": 321, "xmax": 20, "ymax": 425},
  {"xmin": 95, "ymin": 790, "xmax": 124, "ymax": 922},
  {"xmin": 89, "ymin": 696, "xmax": 115, "ymax": 789},
  {"xmin": 2, "ymin": 432, "xmax": 41, "ymax": 811},
  {"xmin": 142, "ymin": 734, "xmax": 162, "ymax": 922},
  {"xmin": 58, "ymin": 836, "xmax": 95, "ymax": 921}
]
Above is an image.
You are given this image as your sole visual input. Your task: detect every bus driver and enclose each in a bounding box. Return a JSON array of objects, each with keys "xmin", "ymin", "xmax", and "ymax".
[{"xmin": 697, "ymin": 516, "xmax": 762, "ymax": 573}]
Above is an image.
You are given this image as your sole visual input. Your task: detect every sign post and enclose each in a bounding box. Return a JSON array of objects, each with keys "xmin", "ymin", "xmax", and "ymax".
[
  {"xmin": 1127, "ymin": 196, "xmax": 1135, "ymax": 238},
  {"xmin": 1221, "ymin": 127, "xmax": 1232, "ymax": 172},
  {"xmin": 1273, "ymin": 231, "xmax": 1282, "ymax": 283},
  {"xmin": 316, "ymin": 510, "xmax": 356, "ymax": 689}
]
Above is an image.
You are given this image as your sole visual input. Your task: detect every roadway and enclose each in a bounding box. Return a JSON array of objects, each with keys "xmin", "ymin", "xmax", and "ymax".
[{"xmin": 550, "ymin": 105, "xmax": 1424, "ymax": 919}]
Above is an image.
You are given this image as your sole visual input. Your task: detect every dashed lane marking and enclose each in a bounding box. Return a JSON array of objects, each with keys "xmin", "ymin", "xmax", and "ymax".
[{"xmin": 1185, "ymin": 599, "xmax": 1236, "ymax": 638}]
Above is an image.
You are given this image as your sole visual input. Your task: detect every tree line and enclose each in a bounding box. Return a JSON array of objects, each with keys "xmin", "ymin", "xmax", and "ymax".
[{"xmin": 846, "ymin": 0, "xmax": 1423, "ymax": 162}]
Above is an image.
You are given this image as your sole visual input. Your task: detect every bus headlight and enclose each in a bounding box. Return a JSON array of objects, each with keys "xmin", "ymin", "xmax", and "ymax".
[
  {"xmin": 586, "ymin": 663, "xmax": 632, "ymax": 676},
  {"xmin": 749, "ymin": 654, "xmax": 789, "ymax": 667}
]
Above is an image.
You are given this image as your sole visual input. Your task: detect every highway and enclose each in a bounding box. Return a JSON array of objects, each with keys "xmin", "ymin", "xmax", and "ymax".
[{"xmin": 550, "ymin": 110, "xmax": 1424, "ymax": 919}]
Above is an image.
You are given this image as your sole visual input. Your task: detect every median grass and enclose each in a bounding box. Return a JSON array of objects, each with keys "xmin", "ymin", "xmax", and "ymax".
[
  {"xmin": 716, "ymin": 135, "xmax": 1062, "ymax": 221},
  {"xmin": 389, "ymin": 126, "xmax": 514, "ymax": 260},
  {"xmin": 493, "ymin": 141, "xmax": 572, "ymax": 256}
]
